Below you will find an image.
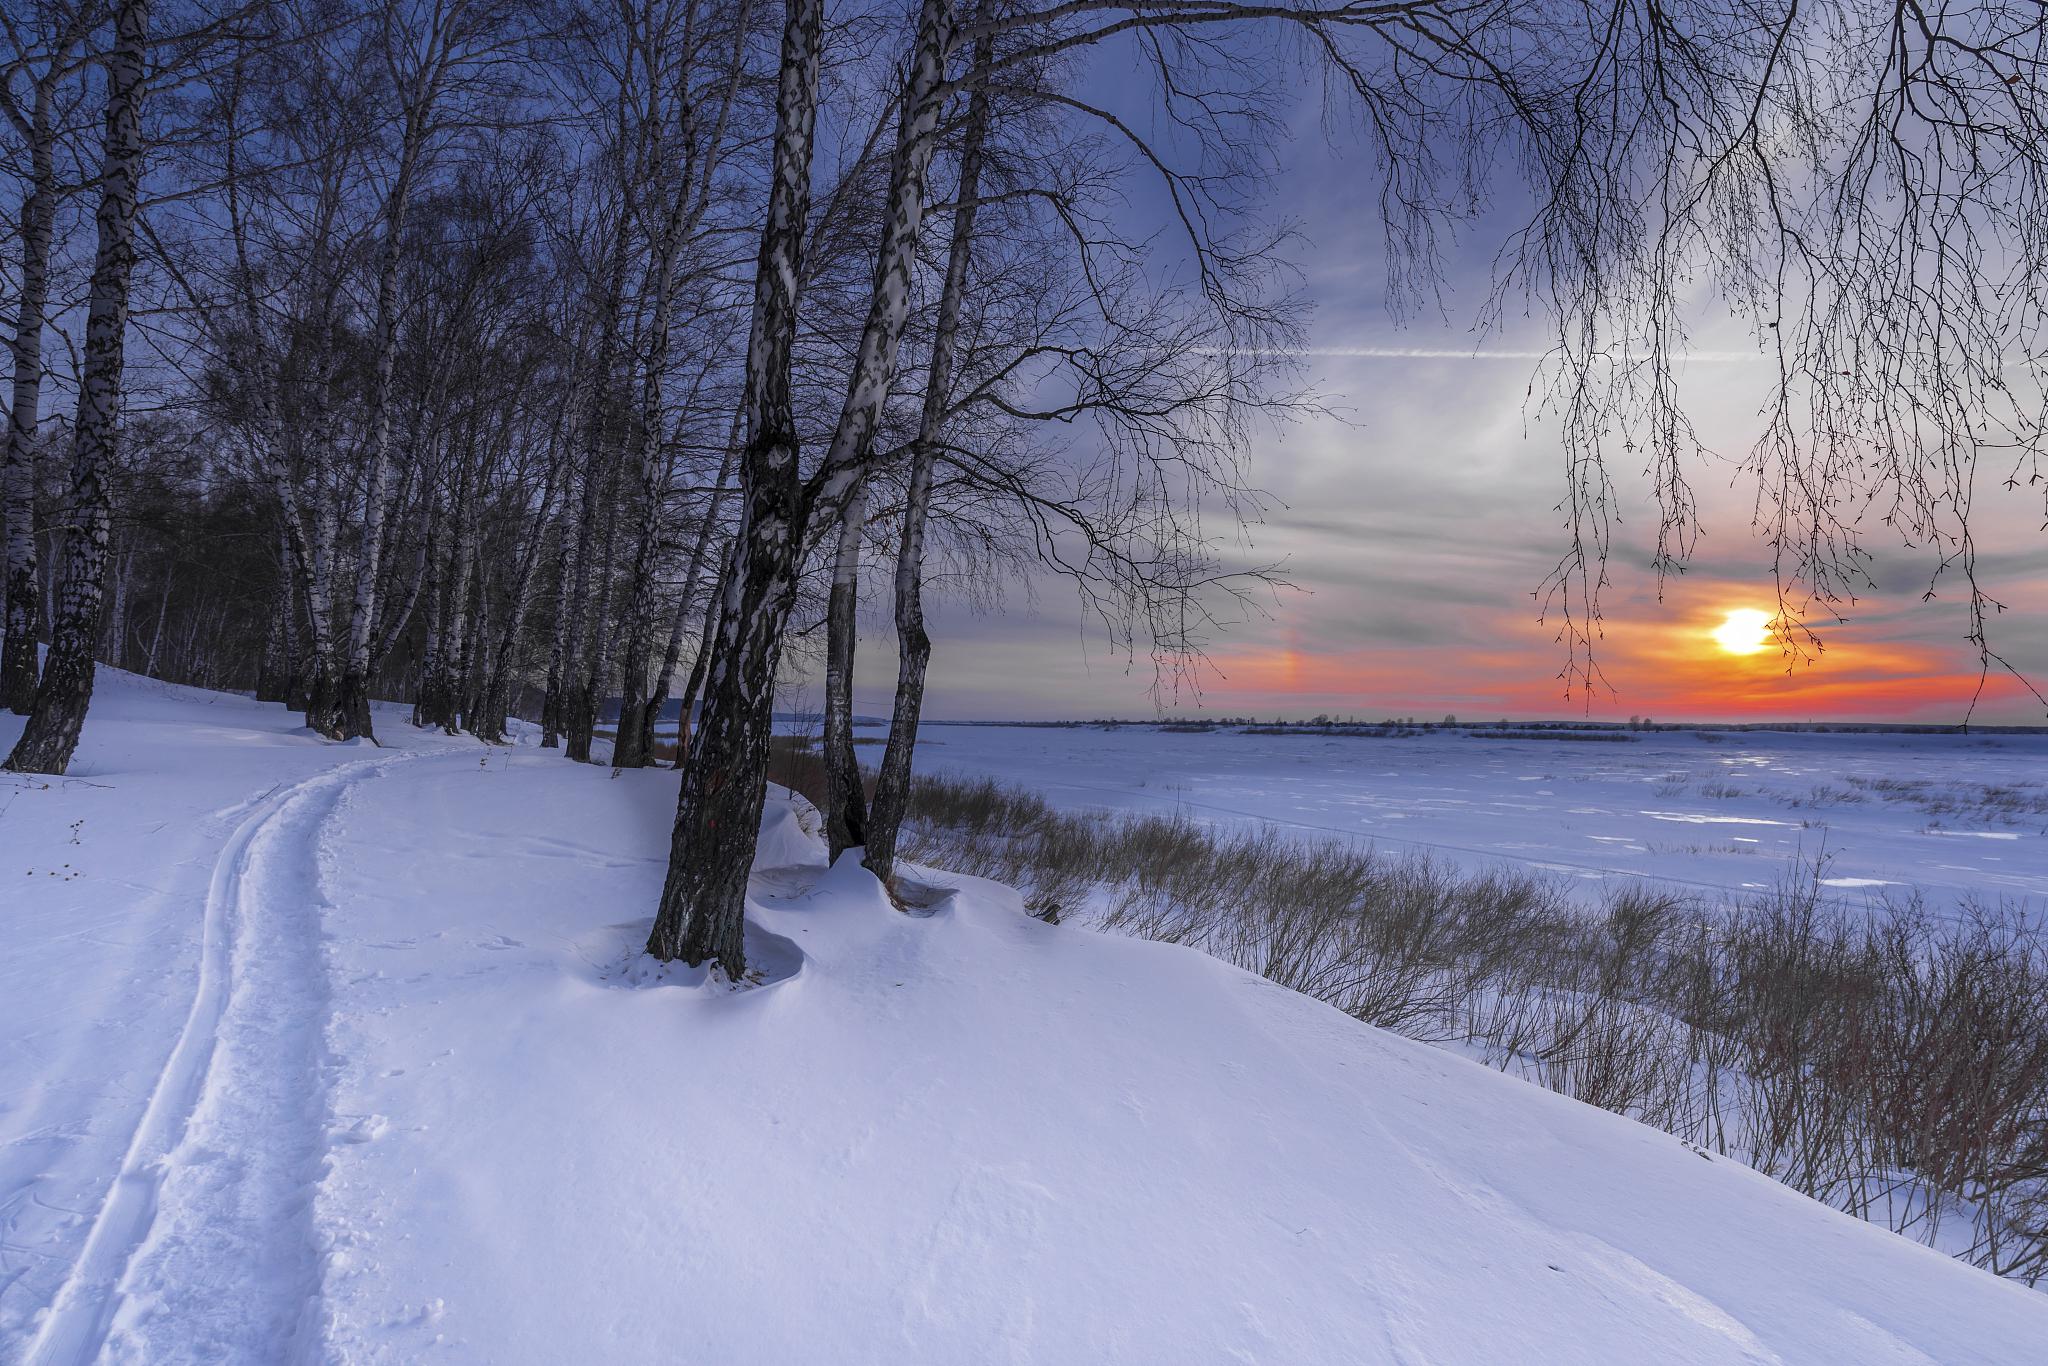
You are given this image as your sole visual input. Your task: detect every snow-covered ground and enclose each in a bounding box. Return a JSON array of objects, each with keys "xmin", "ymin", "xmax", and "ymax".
[
  {"xmin": 5, "ymin": 672, "xmax": 2048, "ymax": 1363},
  {"xmin": 898, "ymin": 723, "xmax": 2048, "ymax": 918}
]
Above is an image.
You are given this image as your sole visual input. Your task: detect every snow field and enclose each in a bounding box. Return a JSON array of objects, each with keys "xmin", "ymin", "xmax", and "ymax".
[{"xmin": 3, "ymin": 673, "xmax": 2047, "ymax": 1362}]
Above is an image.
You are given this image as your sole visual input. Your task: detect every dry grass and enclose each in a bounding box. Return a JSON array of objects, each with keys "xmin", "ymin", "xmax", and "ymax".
[
  {"xmin": 1845, "ymin": 775, "xmax": 2048, "ymax": 826},
  {"xmin": 766, "ymin": 739, "xmax": 2048, "ymax": 1286}
]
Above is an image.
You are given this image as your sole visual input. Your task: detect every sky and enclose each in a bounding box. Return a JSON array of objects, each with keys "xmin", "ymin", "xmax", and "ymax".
[{"xmin": 809, "ymin": 43, "xmax": 2048, "ymax": 728}]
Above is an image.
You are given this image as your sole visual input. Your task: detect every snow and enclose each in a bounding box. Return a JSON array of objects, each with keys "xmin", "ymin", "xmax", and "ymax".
[
  {"xmin": 5, "ymin": 672, "xmax": 2047, "ymax": 1363},
  {"xmin": 889, "ymin": 723, "xmax": 2048, "ymax": 918}
]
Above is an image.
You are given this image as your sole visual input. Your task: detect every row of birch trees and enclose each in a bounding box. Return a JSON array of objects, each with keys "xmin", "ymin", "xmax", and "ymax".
[
  {"xmin": 0, "ymin": 0, "xmax": 1303, "ymax": 832},
  {"xmin": 6, "ymin": 0, "xmax": 2048, "ymax": 982}
]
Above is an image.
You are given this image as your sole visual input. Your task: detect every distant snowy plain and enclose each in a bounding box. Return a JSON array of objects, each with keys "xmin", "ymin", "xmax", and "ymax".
[
  {"xmin": 887, "ymin": 722, "xmax": 2048, "ymax": 919},
  {"xmin": 4, "ymin": 673, "xmax": 2046, "ymax": 1363}
]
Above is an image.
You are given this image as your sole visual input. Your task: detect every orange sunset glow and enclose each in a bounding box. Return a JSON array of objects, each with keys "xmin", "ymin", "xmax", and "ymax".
[{"xmin": 1187, "ymin": 577, "xmax": 2043, "ymax": 724}]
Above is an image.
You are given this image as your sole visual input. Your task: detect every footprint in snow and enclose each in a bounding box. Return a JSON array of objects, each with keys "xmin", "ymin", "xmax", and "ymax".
[{"xmin": 330, "ymin": 1115, "xmax": 388, "ymax": 1146}]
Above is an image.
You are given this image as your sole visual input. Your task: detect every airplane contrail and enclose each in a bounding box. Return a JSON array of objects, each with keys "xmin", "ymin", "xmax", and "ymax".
[{"xmin": 1201, "ymin": 345, "xmax": 1767, "ymax": 361}]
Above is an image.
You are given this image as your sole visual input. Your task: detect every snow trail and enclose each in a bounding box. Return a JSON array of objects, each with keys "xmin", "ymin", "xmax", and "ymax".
[{"xmin": 23, "ymin": 755, "xmax": 405, "ymax": 1366}]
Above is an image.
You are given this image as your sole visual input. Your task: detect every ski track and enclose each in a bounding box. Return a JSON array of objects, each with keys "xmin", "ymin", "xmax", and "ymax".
[{"xmin": 22, "ymin": 753, "xmax": 408, "ymax": 1366}]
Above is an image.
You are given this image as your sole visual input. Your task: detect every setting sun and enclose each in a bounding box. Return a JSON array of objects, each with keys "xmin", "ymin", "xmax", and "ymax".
[{"xmin": 1711, "ymin": 608, "xmax": 1773, "ymax": 656}]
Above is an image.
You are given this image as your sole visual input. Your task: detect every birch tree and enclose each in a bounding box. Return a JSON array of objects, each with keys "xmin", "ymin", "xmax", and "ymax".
[
  {"xmin": 1, "ymin": 2, "xmax": 100, "ymax": 715},
  {"xmin": 328, "ymin": 0, "xmax": 513, "ymax": 740},
  {"xmin": 610, "ymin": 0, "xmax": 762, "ymax": 768},
  {"xmin": 4, "ymin": 0, "xmax": 148, "ymax": 774},
  {"xmin": 859, "ymin": 35, "xmax": 992, "ymax": 882},
  {"xmin": 646, "ymin": 0, "xmax": 826, "ymax": 971}
]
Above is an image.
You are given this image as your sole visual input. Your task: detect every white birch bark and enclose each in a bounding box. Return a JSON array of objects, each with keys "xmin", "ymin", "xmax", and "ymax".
[
  {"xmin": 1, "ymin": 21, "xmax": 87, "ymax": 714},
  {"xmin": 613, "ymin": 0, "xmax": 757, "ymax": 767},
  {"xmin": 649, "ymin": 0, "xmax": 826, "ymax": 974},
  {"xmin": 639, "ymin": 410, "xmax": 740, "ymax": 758},
  {"xmin": 816, "ymin": 0, "xmax": 958, "ymax": 859},
  {"xmin": 821, "ymin": 479, "xmax": 870, "ymax": 858},
  {"xmin": 335, "ymin": 60, "xmax": 441, "ymax": 738},
  {"xmin": 5, "ymin": 0, "xmax": 152, "ymax": 774},
  {"xmin": 862, "ymin": 37, "xmax": 991, "ymax": 882}
]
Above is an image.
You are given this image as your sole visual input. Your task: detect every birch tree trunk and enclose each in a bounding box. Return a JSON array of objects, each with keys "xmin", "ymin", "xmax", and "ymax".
[
  {"xmin": 1, "ymin": 71, "xmax": 65, "ymax": 714},
  {"xmin": 5, "ymin": 0, "xmax": 151, "ymax": 774},
  {"xmin": 638, "ymin": 423, "xmax": 737, "ymax": 761},
  {"xmin": 455, "ymin": 539, "xmax": 488, "ymax": 729},
  {"xmin": 560, "ymin": 223, "xmax": 635, "ymax": 762},
  {"xmin": 863, "ymin": 37, "xmax": 991, "ymax": 884},
  {"xmin": 285, "ymin": 159, "xmax": 351, "ymax": 735},
  {"xmin": 648, "ymin": 0, "xmax": 825, "ymax": 973},
  {"xmin": 813, "ymin": 0, "xmax": 960, "ymax": 860},
  {"xmin": 257, "ymin": 523, "xmax": 299, "ymax": 703},
  {"xmin": 142, "ymin": 564, "xmax": 172, "ymax": 678},
  {"xmin": 473, "ymin": 477, "xmax": 558, "ymax": 744},
  {"xmin": 412, "ymin": 488, "xmax": 450, "ymax": 727},
  {"xmin": 810, "ymin": 0, "xmax": 956, "ymax": 504},
  {"xmin": 439, "ymin": 465, "xmax": 479, "ymax": 734},
  {"xmin": 635, "ymin": 585, "xmax": 691, "ymax": 761},
  {"xmin": 821, "ymin": 481, "xmax": 869, "ymax": 859},
  {"xmin": 301, "ymin": 459, "xmax": 344, "ymax": 731},
  {"xmin": 612, "ymin": 4, "xmax": 755, "ymax": 768},
  {"xmin": 538, "ymin": 372, "xmax": 593, "ymax": 750},
  {"xmin": 611, "ymin": 283, "xmax": 681, "ymax": 768},
  {"xmin": 651, "ymin": 0, "xmax": 958, "ymax": 968},
  {"xmin": 566, "ymin": 445, "xmax": 621, "ymax": 763},
  {"xmin": 671, "ymin": 533, "xmax": 729, "ymax": 768},
  {"xmin": 214, "ymin": 85, "xmax": 319, "ymax": 718},
  {"xmin": 106, "ymin": 548, "xmax": 132, "ymax": 669},
  {"xmin": 259, "ymin": 445, "xmax": 321, "ymax": 712},
  {"xmin": 612, "ymin": 95, "xmax": 687, "ymax": 768},
  {"xmin": 540, "ymin": 499, "xmax": 576, "ymax": 746},
  {"xmin": 367, "ymin": 464, "xmax": 432, "ymax": 678},
  {"xmin": 333, "ymin": 100, "xmax": 432, "ymax": 741}
]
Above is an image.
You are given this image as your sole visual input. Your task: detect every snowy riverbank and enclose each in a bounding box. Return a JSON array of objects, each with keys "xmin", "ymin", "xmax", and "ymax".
[{"xmin": 890, "ymin": 721, "xmax": 2048, "ymax": 919}]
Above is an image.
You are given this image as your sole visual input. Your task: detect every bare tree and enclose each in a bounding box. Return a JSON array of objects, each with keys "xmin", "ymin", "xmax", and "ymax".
[
  {"xmin": 859, "ymin": 35, "xmax": 992, "ymax": 882},
  {"xmin": 329, "ymin": 0, "xmax": 518, "ymax": 740},
  {"xmin": 646, "ymin": 0, "xmax": 826, "ymax": 971},
  {"xmin": 0, "ymin": 1, "xmax": 100, "ymax": 714},
  {"xmin": 611, "ymin": 0, "xmax": 762, "ymax": 769},
  {"xmin": 5, "ymin": 0, "xmax": 147, "ymax": 773}
]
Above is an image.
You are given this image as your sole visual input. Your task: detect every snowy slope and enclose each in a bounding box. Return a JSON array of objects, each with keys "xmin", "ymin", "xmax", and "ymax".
[{"xmin": 4, "ymin": 672, "xmax": 2047, "ymax": 1363}]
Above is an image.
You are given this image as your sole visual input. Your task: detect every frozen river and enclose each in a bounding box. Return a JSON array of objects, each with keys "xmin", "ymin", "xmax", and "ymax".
[{"xmin": 892, "ymin": 723, "xmax": 2048, "ymax": 917}]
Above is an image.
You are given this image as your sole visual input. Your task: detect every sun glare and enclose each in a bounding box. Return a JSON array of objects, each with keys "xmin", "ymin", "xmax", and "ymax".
[{"xmin": 1711, "ymin": 608, "xmax": 1773, "ymax": 656}]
